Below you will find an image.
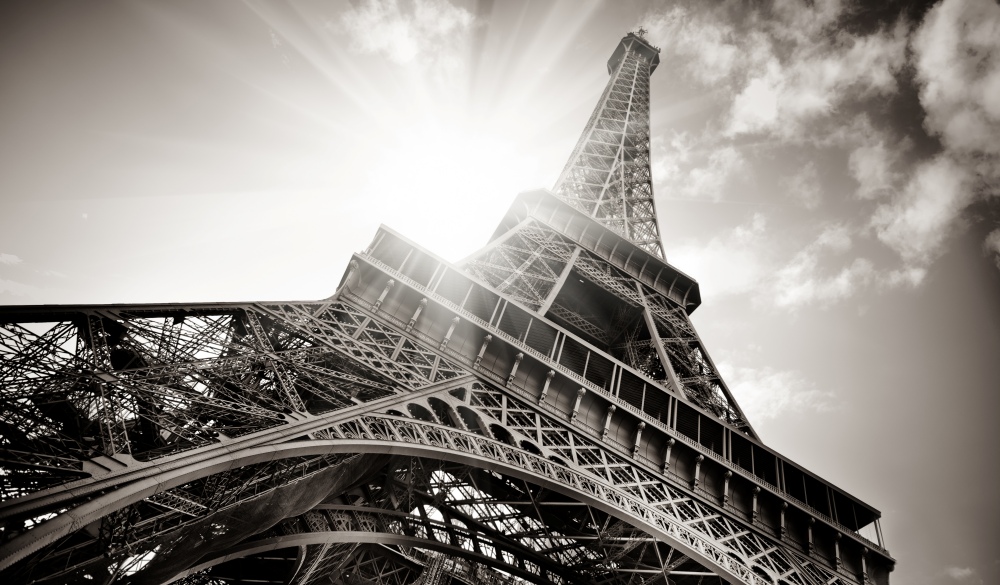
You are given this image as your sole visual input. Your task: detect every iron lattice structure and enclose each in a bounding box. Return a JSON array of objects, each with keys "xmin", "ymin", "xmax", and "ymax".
[
  {"xmin": 0, "ymin": 31, "xmax": 894, "ymax": 585},
  {"xmin": 554, "ymin": 33, "xmax": 664, "ymax": 258}
]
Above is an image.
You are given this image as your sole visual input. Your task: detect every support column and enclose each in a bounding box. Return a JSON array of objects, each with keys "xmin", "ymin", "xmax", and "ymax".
[
  {"xmin": 636, "ymin": 282, "xmax": 684, "ymax": 397},
  {"xmin": 662, "ymin": 437, "xmax": 675, "ymax": 474},
  {"xmin": 407, "ymin": 298, "xmax": 427, "ymax": 332},
  {"xmin": 602, "ymin": 405, "xmax": 616, "ymax": 440},
  {"xmin": 507, "ymin": 353, "xmax": 524, "ymax": 387},
  {"xmin": 440, "ymin": 317, "xmax": 460, "ymax": 350},
  {"xmin": 373, "ymin": 279, "xmax": 394, "ymax": 312},
  {"xmin": 539, "ymin": 370, "xmax": 555, "ymax": 404},
  {"xmin": 693, "ymin": 454, "xmax": 704, "ymax": 490},
  {"xmin": 539, "ymin": 247, "xmax": 582, "ymax": 316},
  {"xmin": 632, "ymin": 422, "xmax": 645, "ymax": 458},
  {"xmin": 571, "ymin": 388, "xmax": 586, "ymax": 422},
  {"xmin": 474, "ymin": 335, "xmax": 492, "ymax": 368}
]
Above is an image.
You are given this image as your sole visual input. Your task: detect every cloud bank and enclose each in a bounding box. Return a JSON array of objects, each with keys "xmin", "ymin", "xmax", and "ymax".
[
  {"xmin": 718, "ymin": 362, "xmax": 834, "ymax": 423},
  {"xmin": 644, "ymin": 0, "xmax": 1000, "ymax": 314},
  {"xmin": 0, "ymin": 253, "xmax": 23, "ymax": 266},
  {"xmin": 338, "ymin": 0, "xmax": 476, "ymax": 67}
]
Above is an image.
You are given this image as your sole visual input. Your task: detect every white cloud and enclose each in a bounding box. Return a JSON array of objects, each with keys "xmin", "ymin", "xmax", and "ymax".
[
  {"xmin": 943, "ymin": 566, "xmax": 976, "ymax": 581},
  {"xmin": 649, "ymin": 134, "xmax": 678, "ymax": 184},
  {"xmin": 669, "ymin": 213, "xmax": 770, "ymax": 299},
  {"xmin": 685, "ymin": 146, "xmax": 748, "ymax": 200},
  {"xmin": 644, "ymin": 0, "xmax": 996, "ymax": 302},
  {"xmin": 849, "ymin": 138, "xmax": 898, "ymax": 200},
  {"xmin": 338, "ymin": 0, "xmax": 475, "ymax": 66},
  {"xmin": 837, "ymin": 115, "xmax": 905, "ymax": 200},
  {"xmin": 871, "ymin": 154, "xmax": 973, "ymax": 266},
  {"xmin": 773, "ymin": 225, "xmax": 875, "ymax": 309},
  {"xmin": 727, "ymin": 60, "xmax": 782, "ymax": 135},
  {"xmin": 984, "ymin": 229, "xmax": 1000, "ymax": 271},
  {"xmin": 717, "ymin": 362, "xmax": 834, "ymax": 422},
  {"xmin": 726, "ymin": 25, "xmax": 908, "ymax": 138},
  {"xmin": 880, "ymin": 266, "xmax": 927, "ymax": 289},
  {"xmin": 912, "ymin": 0, "xmax": 1000, "ymax": 158},
  {"xmin": 769, "ymin": 0, "xmax": 844, "ymax": 44},
  {"xmin": 778, "ymin": 257, "xmax": 875, "ymax": 309},
  {"xmin": 782, "ymin": 161, "xmax": 822, "ymax": 209},
  {"xmin": 641, "ymin": 8, "xmax": 744, "ymax": 85},
  {"xmin": 911, "ymin": 0, "xmax": 1000, "ymax": 272},
  {"xmin": 0, "ymin": 253, "xmax": 23, "ymax": 266},
  {"xmin": 652, "ymin": 135, "xmax": 748, "ymax": 202},
  {"xmin": 644, "ymin": 3, "xmax": 908, "ymax": 141},
  {"xmin": 672, "ymin": 218, "xmax": 884, "ymax": 310}
]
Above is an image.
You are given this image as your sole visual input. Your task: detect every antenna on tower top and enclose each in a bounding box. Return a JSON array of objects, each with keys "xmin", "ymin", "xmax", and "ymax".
[{"xmin": 633, "ymin": 26, "xmax": 648, "ymax": 38}]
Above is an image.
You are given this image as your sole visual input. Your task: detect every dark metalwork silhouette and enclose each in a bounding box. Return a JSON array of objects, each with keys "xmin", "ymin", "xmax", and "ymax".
[{"xmin": 0, "ymin": 32, "xmax": 893, "ymax": 584}]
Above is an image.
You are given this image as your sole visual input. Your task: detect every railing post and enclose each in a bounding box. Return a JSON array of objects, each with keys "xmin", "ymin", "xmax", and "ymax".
[
  {"xmin": 507, "ymin": 353, "xmax": 524, "ymax": 387},
  {"xmin": 373, "ymin": 279, "xmax": 395, "ymax": 312},
  {"xmin": 752, "ymin": 486, "xmax": 760, "ymax": 523},
  {"xmin": 693, "ymin": 454, "xmax": 703, "ymax": 490},
  {"xmin": 662, "ymin": 437, "xmax": 675, "ymax": 474},
  {"xmin": 780, "ymin": 501, "xmax": 788, "ymax": 538},
  {"xmin": 474, "ymin": 335, "xmax": 492, "ymax": 368},
  {"xmin": 406, "ymin": 298, "xmax": 427, "ymax": 332},
  {"xmin": 602, "ymin": 405, "xmax": 616, "ymax": 440},
  {"xmin": 571, "ymin": 388, "xmax": 586, "ymax": 422},
  {"xmin": 632, "ymin": 422, "xmax": 645, "ymax": 458},
  {"xmin": 539, "ymin": 370, "xmax": 555, "ymax": 404},
  {"xmin": 440, "ymin": 317, "xmax": 460, "ymax": 350}
]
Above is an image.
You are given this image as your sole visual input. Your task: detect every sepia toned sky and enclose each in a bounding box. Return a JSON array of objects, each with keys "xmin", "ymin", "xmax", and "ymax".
[{"xmin": 1, "ymin": 1, "xmax": 998, "ymax": 583}]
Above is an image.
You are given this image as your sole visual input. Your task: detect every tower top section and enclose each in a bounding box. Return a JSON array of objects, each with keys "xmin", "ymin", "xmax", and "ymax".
[
  {"xmin": 608, "ymin": 30, "xmax": 661, "ymax": 75},
  {"xmin": 553, "ymin": 31, "xmax": 666, "ymax": 258}
]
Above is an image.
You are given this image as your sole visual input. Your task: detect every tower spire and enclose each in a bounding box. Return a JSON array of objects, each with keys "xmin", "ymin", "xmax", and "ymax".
[{"xmin": 554, "ymin": 32, "xmax": 665, "ymax": 258}]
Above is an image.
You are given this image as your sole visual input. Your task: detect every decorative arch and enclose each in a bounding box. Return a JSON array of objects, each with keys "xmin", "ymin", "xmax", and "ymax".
[
  {"xmin": 407, "ymin": 403, "xmax": 436, "ymax": 423},
  {"xmin": 165, "ymin": 530, "xmax": 552, "ymax": 585},
  {"xmin": 2, "ymin": 416, "xmax": 777, "ymax": 585},
  {"xmin": 426, "ymin": 396, "xmax": 462, "ymax": 430}
]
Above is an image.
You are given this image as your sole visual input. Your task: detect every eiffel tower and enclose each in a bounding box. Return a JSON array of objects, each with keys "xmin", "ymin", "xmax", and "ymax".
[{"xmin": 0, "ymin": 31, "xmax": 894, "ymax": 585}]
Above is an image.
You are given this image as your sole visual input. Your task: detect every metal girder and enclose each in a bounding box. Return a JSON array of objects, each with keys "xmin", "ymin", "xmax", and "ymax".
[
  {"xmin": 159, "ymin": 454, "xmax": 718, "ymax": 585},
  {"xmin": 1, "ymin": 366, "xmax": 867, "ymax": 585},
  {"xmin": 0, "ymin": 294, "xmax": 887, "ymax": 585},
  {"xmin": 464, "ymin": 222, "xmax": 577, "ymax": 311},
  {"xmin": 554, "ymin": 34, "xmax": 663, "ymax": 259},
  {"xmin": 0, "ymin": 29, "xmax": 891, "ymax": 585},
  {"xmin": 458, "ymin": 214, "xmax": 753, "ymax": 433}
]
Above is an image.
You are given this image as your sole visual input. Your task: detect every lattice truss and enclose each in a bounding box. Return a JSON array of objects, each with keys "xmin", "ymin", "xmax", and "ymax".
[
  {"xmin": 464, "ymin": 222, "xmax": 577, "ymax": 311},
  {"xmin": 463, "ymin": 218, "xmax": 750, "ymax": 432},
  {"xmin": 554, "ymin": 40, "xmax": 664, "ymax": 258},
  {"xmin": 1, "ymin": 296, "xmax": 849, "ymax": 585},
  {"xmin": 0, "ymin": 302, "xmax": 465, "ymax": 502},
  {"xmin": 147, "ymin": 453, "xmax": 710, "ymax": 585},
  {"xmin": 442, "ymin": 383, "xmax": 843, "ymax": 585},
  {"xmin": 575, "ymin": 255, "xmax": 750, "ymax": 431},
  {"xmin": 128, "ymin": 382, "xmax": 846, "ymax": 583}
]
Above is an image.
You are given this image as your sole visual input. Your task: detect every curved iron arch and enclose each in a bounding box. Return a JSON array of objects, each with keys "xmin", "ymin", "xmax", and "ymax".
[
  {"xmin": 163, "ymin": 526, "xmax": 567, "ymax": 585},
  {"xmin": 2, "ymin": 417, "xmax": 777, "ymax": 585}
]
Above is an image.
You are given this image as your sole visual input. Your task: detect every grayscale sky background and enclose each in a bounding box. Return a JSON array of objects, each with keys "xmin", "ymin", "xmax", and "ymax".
[{"xmin": 1, "ymin": 1, "xmax": 998, "ymax": 583}]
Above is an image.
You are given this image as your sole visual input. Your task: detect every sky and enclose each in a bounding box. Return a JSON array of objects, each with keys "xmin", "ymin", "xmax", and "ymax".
[{"xmin": 0, "ymin": 1, "xmax": 998, "ymax": 584}]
